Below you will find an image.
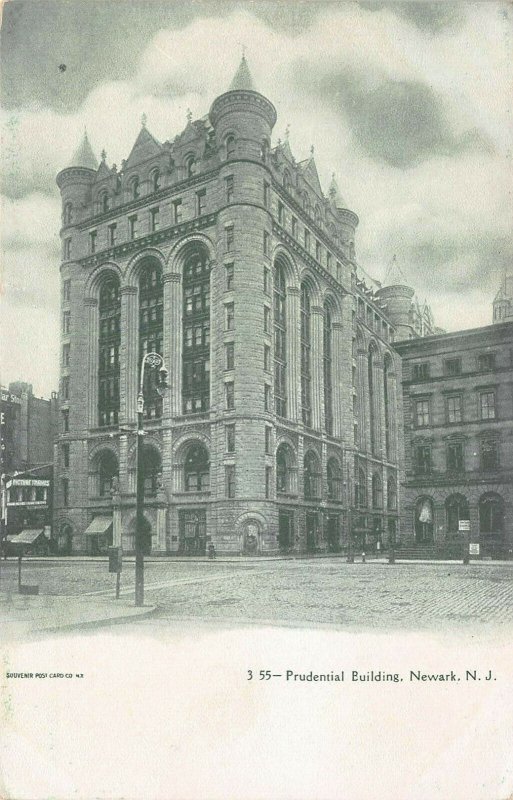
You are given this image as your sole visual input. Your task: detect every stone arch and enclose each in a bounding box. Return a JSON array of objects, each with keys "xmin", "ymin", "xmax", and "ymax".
[
  {"xmin": 445, "ymin": 493, "xmax": 469, "ymax": 534},
  {"xmin": 414, "ymin": 496, "xmax": 435, "ymax": 544},
  {"xmin": 173, "ymin": 433, "xmax": 211, "ymax": 465},
  {"xmin": 56, "ymin": 516, "xmax": 75, "ymax": 554},
  {"xmin": 323, "ymin": 290, "xmax": 343, "ymax": 323},
  {"xmin": 276, "ymin": 440, "xmax": 298, "ymax": 495},
  {"xmin": 304, "ymin": 448, "xmax": 321, "ymax": 499},
  {"xmin": 166, "ymin": 233, "xmax": 216, "ymax": 273},
  {"xmin": 272, "ymin": 245, "xmax": 299, "ymax": 288},
  {"xmin": 125, "ymin": 248, "xmax": 166, "ymax": 286},
  {"xmin": 85, "ymin": 263, "xmax": 123, "ymax": 300},
  {"xmin": 127, "ymin": 435, "xmax": 162, "ymax": 466},
  {"xmin": 299, "ymin": 268, "xmax": 323, "ymax": 307},
  {"xmin": 236, "ymin": 511, "xmax": 269, "ymax": 555}
]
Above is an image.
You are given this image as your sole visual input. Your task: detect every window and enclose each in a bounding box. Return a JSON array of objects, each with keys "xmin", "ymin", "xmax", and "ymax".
[
  {"xmin": 372, "ymin": 473, "xmax": 383, "ymax": 508},
  {"xmin": 173, "ymin": 199, "xmax": 182, "ymax": 224},
  {"xmin": 278, "ymin": 202, "xmax": 284, "ymax": 225},
  {"xmin": 274, "ymin": 262, "xmax": 287, "ymax": 417},
  {"xmin": 387, "ymin": 476, "xmax": 397, "ymax": 510},
  {"xmin": 368, "ymin": 344, "xmax": 378, "ymax": 453},
  {"xmin": 478, "ymin": 353, "xmax": 495, "ymax": 371},
  {"xmin": 265, "ymin": 466, "xmax": 272, "ymax": 499},
  {"xmin": 185, "ymin": 155, "xmax": 195, "ymax": 177},
  {"xmin": 130, "ymin": 176, "xmax": 140, "ymax": 200},
  {"xmin": 264, "ymin": 384, "xmax": 271, "ymax": 412},
  {"xmin": 323, "ymin": 304, "xmax": 333, "ymax": 435},
  {"xmin": 225, "ymin": 263, "xmax": 234, "ymax": 291},
  {"xmin": 263, "ymin": 231, "xmax": 270, "ymax": 255},
  {"xmin": 98, "ymin": 451, "xmax": 118, "ymax": 497},
  {"xmin": 304, "ymin": 229, "xmax": 310, "ymax": 252},
  {"xmin": 226, "ymin": 225, "xmax": 234, "ymax": 252},
  {"xmin": 98, "ymin": 276, "xmax": 121, "ymax": 427},
  {"xmin": 479, "ymin": 493, "xmax": 504, "ymax": 533},
  {"xmin": 151, "ymin": 169, "xmax": 161, "ymax": 193},
  {"xmin": 300, "ymin": 283, "xmax": 312, "ymax": 427},
  {"xmin": 225, "ymin": 381, "xmax": 234, "ymax": 410},
  {"xmin": 61, "ymin": 375, "xmax": 70, "ymax": 401},
  {"xmin": 62, "ymin": 343, "xmax": 70, "ymax": 368},
  {"xmin": 226, "ymin": 135, "xmax": 236, "ymax": 158},
  {"xmin": 225, "ymin": 303, "xmax": 234, "ymax": 331},
  {"xmin": 264, "ymin": 344, "xmax": 271, "ymax": 372},
  {"xmin": 413, "ymin": 363, "xmax": 430, "ymax": 380},
  {"xmin": 264, "ymin": 267, "xmax": 270, "ymax": 294},
  {"xmin": 264, "ymin": 306, "xmax": 271, "ymax": 333},
  {"xmin": 444, "ymin": 358, "xmax": 461, "ymax": 376},
  {"xmin": 291, "ymin": 216, "xmax": 297, "ymax": 238},
  {"xmin": 62, "ymin": 409, "xmax": 69, "ymax": 433},
  {"xmin": 481, "ymin": 437, "xmax": 499, "ymax": 470},
  {"xmin": 265, "ymin": 426, "xmax": 272, "ymax": 455},
  {"xmin": 415, "ymin": 399, "xmax": 430, "ymax": 427},
  {"xmin": 108, "ymin": 223, "xmax": 117, "ymax": 246},
  {"xmin": 383, "ymin": 355, "xmax": 393, "ymax": 459},
  {"xmin": 62, "ymin": 311, "xmax": 71, "ymax": 335},
  {"xmin": 62, "ymin": 478, "xmax": 69, "ymax": 507},
  {"xmin": 225, "ymin": 465, "xmax": 236, "ymax": 498},
  {"xmin": 150, "ymin": 207, "xmax": 160, "ymax": 232},
  {"xmin": 276, "ymin": 444, "xmax": 294, "ymax": 494},
  {"xmin": 355, "ymin": 467, "xmax": 367, "ymax": 507},
  {"xmin": 225, "ymin": 175, "xmax": 234, "ymax": 203},
  {"xmin": 446, "ymin": 395, "xmax": 462, "ymax": 424},
  {"xmin": 225, "ymin": 342, "xmax": 234, "ymax": 370},
  {"xmin": 480, "ymin": 391, "xmax": 496, "ymax": 420},
  {"xmin": 129, "ymin": 215, "xmax": 138, "ymax": 240},
  {"xmin": 139, "ymin": 260, "xmax": 163, "ymax": 419},
  {"xmin": 196, "ymin": 189, "xmax": 206, "ymax": 216},
  {"xmin": 100, "ymin": 192, "xmax": 109, "ymax": 213},
  {"xmin": 263, "ymin": 181, "xmax": 270, "ymax": 207},
  {"xmin": 304, "ymin": 451, "xmax": 320, "ymax": 499},
  {"xmin": 315, "ymin": 240, "xmax": 321, "ymax": 262},
  {"xmin": 414, "ymin": 444, "xmax": 432, "ymax": 475},
  {"xmin": 326, "ymin": 252, "xmax": 332, "ymax": 272},
  {"xmin": 447, "ymin": 441, "xmax": 464, "ymax": 472},
  {"xmin": 336, "ymin": 262, "xmax": 342, "ymax": 283},
  {"xmin": 62, "ymin": 443, "xmax": 70, "ymax": 468},
  {"xmin": 226, "ymin": 424, "xmax": 235, "ymax": 453},
  {"xmin": 63, "ymin": 202, "xmax": 73, "ymax": 224},
  {"xmin": 182, "ymin": 248, "xmax": 211, "ymax": 414},
  {"xmin": 446, "ymin": 494, "xmax": 469, "ymax": 535},
  {"xmin": 63, "ymin": 279, "xmax": 71, "ymax": 302},
  {"xmin": 64, "ymin": 238, "xmax": 71, "ymax": 260},
  {"xmin": 184, "ymin": 444, "xmax": 209, "ymax": 492},
  {"xmin": 327, "ymin": 459, "xmax": 341, "ymax": 501}
]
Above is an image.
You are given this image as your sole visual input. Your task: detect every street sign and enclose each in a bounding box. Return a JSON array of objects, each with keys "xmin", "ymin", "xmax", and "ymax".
[
  {"xmin": 469, "ymin": 543, "xmax": 480, "ymax": 555},
  {"xmin": 459, "ymin": 520, "xmax": 470, "ymax": 531},
  {"xmin": 108, "ymin": 546, "xmax": 122, "ymax": 573}
]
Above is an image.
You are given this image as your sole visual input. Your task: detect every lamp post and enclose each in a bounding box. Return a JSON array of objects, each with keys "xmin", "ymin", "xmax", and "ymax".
[{"xmin": 135, "ymin": 352, "xmax": 168, "ymax": 607}]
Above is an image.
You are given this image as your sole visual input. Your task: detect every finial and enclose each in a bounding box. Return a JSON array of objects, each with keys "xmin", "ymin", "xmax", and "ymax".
[
  {"xmin": 101, "ymin": 148, "xmax": 107, "ymax": 162},
  {"xmin": 238, "ymin": 43, "xmax": 247, "ymax": 59},
  {"xmin": 186, "ymin": 108, "xmax": 192, "ymax": 123},
  {"xmin": 310, "ymin": 144, "xmax": 315, "ymax": 156},
  {"xmin": 141, "ymin": 113, "xmax": 147, "ymax": 128},
  {"xmin": 285, "ymin": 124, "xmax": 290, "ymax": 141},
  {"xmin": 277, "ymin": 137, "xmax": 282, "ymax": 146}
]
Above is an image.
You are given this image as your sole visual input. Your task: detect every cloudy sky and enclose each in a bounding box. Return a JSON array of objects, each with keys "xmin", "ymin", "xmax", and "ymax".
[{"xmin": 1, "ymin": 0, "xmax": 512, "ymax": 396}]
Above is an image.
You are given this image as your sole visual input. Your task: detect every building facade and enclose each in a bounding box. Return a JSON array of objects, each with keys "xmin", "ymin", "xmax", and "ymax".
[
  {"xmin": 54, "ymin": 58, "xmax": 404, "ymax": 556},
  {"xmin": 493, "ymin": 274, "xmax": 513, "ymax": 324},
  {"xmin": 394, "ymin": 322, "xmax": 513, "ymax": 558}
]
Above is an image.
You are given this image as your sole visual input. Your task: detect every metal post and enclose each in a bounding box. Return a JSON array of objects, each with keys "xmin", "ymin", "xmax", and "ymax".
[
  {"xmin": 135, "ymin": 400, "xmax": 145, "ymax": 607},
  {"xmin": 18, "ymin": 553, "xmax": 22, "ymax": 590}
]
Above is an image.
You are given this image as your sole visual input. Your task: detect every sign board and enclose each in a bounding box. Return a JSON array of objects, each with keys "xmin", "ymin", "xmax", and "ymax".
[
  {"xmin": 469, "ymin": 543, "xmax": 480, "ymax": 555},
  {"xmin": 458, "ymin": 520, "xmax": 471, "ymax": 531},
  {"xmin": 108, "ymin": 546, "xmax": 122, "ymax": 573}
]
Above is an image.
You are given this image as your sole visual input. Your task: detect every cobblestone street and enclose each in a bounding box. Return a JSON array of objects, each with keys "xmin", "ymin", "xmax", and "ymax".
[{"xmin": 1, "ymin": 557, "xmax": 513, "ymax": 630}]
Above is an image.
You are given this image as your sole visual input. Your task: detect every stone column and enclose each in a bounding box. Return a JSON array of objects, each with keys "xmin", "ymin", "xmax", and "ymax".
[
  {"xmin": 156, "ymin": 506, "xmax": 167, "ymax": 552},
  {"xmin": 372, "ymin": 362, "xmax": 384, "ymax": 459},
  {"xmin": 85, "ymin": 297, "xmax": 98, "ymax": 428},
  {"xmin": 331, "ymin": 321, "xmax": 344, "ymax": 438},
  {"xmin": 120, "ymin": 286, "xmax": 138, "ymax": 425},
  {"xmin": 286, "ymin": 286, "xmax": 300, "ymax": 423},
  {"xmin": 310, "ymin": 305, "xmax": 324, "ymax": 431},
  {"xmin": 357, "ymin": 349, "xmax": 369, "ymax": 453},
  {"xmin": 386, "ymin": 370, "xmax": 398, "ymax": 462},
  {"xmin": 165, "ymin": 273, "xmax": 182, "ymax": 416}
]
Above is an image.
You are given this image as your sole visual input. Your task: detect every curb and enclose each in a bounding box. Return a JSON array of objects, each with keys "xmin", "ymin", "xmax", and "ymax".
[{"xmin": 37, "ymin": 604, "xmax": 159, "ymax": 635}]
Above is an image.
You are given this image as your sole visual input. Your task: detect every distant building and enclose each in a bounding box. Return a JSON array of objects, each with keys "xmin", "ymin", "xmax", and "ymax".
[
  {"xmin": 493, "ymin": 274, "xmax": 513, "ymax": 324},
  {"xmin": 376, "ymin": 256, "xmax": 443, "ymax": 341},
  {"xmin": 394, "ymin": 321, "xmax": 513, "ymax": 558}
]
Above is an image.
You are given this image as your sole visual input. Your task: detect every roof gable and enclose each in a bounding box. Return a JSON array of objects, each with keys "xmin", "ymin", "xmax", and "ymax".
[
  {"xmin": 299, "ymin": 156, "xmax": 323, "ymax": 198},
  {"xmin": 125, "ymin": 126, "xmax": 162, "ymax": 169}
]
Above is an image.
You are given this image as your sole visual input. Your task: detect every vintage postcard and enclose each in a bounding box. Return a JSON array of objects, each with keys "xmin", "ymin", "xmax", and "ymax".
[{"xmin": 1, "ymin": 1, "xmax": 512, "ymax": 798}]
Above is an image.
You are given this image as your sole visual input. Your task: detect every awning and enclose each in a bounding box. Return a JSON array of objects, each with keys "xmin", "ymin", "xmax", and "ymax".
[
  {"xmin": 84, "ymin": 517, "xmax": 113, "ymax": 536},
  {"xmin": 9, "ymin": 529, "xmax": 45, "ymax": 545}
]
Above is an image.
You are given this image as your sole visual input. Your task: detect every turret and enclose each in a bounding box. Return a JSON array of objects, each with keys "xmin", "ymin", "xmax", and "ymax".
[
  {"xmin": 329, "ymin": 173, "xmax": 359, "ymax": 258},
  {"xmin": 209, "ymin": 56, "xmax": 277, "ymax": 160},
  {"xmin": 56, "ymin": 130, "xmax": 98, "ymax": 229},
  {"xmin": 375, "ymin": 256, "xmax": 415, "ymax": 340}
]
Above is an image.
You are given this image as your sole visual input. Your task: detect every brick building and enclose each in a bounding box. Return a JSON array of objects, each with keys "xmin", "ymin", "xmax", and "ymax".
[
  {"xmin": 394, "ymin": 322, "xmax": 513, "ymax": 558},
  {"xmin": 54, "ymin": 57, "xmax": 405, "ymax": 555}
]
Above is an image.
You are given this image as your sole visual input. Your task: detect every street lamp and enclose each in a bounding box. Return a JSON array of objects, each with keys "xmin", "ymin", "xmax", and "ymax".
[{"xmin": 135, "ymin": 352, "xmax": 168, "ymax": 607}]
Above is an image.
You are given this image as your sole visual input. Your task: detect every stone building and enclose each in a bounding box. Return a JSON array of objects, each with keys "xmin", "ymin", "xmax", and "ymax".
[
  {"xmin": 53, "ymin": 57, "xmax": 404, "ymax": 556},
  {"xmin": 394, "ymin": 321, "xmax": 513, "ymax": 558},
  {"xmin": 493, "ymin": 274, "xmax": 513, "ymax": 324}
]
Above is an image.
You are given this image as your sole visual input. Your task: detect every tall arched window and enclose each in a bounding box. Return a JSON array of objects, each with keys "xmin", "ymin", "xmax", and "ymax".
[
  {"xmin": 185, "ymin": 155, "xmax": 195, "ymax": 177},
  {"xmin": 300, "ymin": 283, "xmax": 312, "ymax": 427},
  {"xmin": 372, "ymin": 473, "xmax": 383, "ymax": 508},
  {"xmin": 63, "ymin": 202, "xmax": 73, "ymax": 224},
  {"xmin": 323, "ymin": 303, "xmax": 333, "ymax": 435},
  {"xmin": 98, "ymin": 451, "xmax": 119, "ymax": 497},
  {"xmin": 130, "ymin": 176, "xmax": 140, "ymax": 200},
  {"xmin": 142, "ymin": 447, "xmax": 161, "ymax": 497},
  {"xmin": 387, "ymin": 475, "xmax": 397, "ymax": 510},
  {"xmin": 139, "ymin": 260, "xmax": 164, "ymax": 419},
  {"xmin": 274, "ymin": 261, "xmax": 287, "ymax": 418},
  {"xmin": 304, "ymin": 451, "xmax": 320, "ymax": 499},
  {"xmin": 327, "ymin": 458, "xmax": 341, "ymax": 500},
  {"xmin": 99, "ymin": 191, "xmax": 109, "ymax": 214},
  {"xmin": 479, "ymin": 493, "xmax": 504, "ymax": 534},
  {"xmin": 225, "ymin": 135, "xmax": 236, "ymax": 158},
  {"xmin": 276, "ymin": 443, "xmax": 295, "ymax": 494},
  {"xmin": 446, "ymin": 494, "xmax": 469, "ymax": 534},
  {"xmin": 356, "ymin": 466, "xmax": 367, "ymax": 507},
  {"xmin": 184, "ymin": 443, "xmax": 210, "ymax": 491},
  {"xmin": 314, "ymin": 205, "xmax": 321, "ymax": 227},
  {"xmin": 150, "ymin": 169, "xmax": 160, "ymax": 192},
  {"xmin": 98, "ymin": 276, "xmax": 121, "ymax": 427},
  {"xmin": 283, "ymin": 170, "xmax": 291, "ymax": 191},
  {"xmin": 302, "ymin": 192, "xmax": 310, "ymax": 215},
  {"xmin": 368, "ymin": 344, "xmax": 377, "ymax": 455},
  {"xmin": 182, "ymin": 247, "xmax": 211, "ymax": 414},
  {"xmin": 383, "ymin": 354, "xmax": 393, "ymax": 459},
  {"xmin": 415, "ymin": 497, "xmax": 434, "ymax": 543}
]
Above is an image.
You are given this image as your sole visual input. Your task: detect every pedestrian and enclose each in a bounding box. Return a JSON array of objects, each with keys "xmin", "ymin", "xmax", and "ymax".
[{"xmin": 208, "ymin": 542, "xmax": 216, "ymax": 560}]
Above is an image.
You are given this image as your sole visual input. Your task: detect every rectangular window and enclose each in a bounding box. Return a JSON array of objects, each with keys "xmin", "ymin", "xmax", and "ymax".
[
  {"xmin": 444, "ymin": 358, "xmax": 461, "ymax": 376},
  {"xmin": 447, "ymin": 442, "xmax": 464, "ymax": 472},
  {"xmin": 196, "ymin": 189, "xmax": 206, "ymax": 216},
  {"xmin": 291, "ymin": 216, "xmax": 297, "ymax": 238},
  {"xmin": 225, "ymin": 303, "xmax": 234, "ymax": 331},
  {"xmin": 263, "ymin": 230, "xmax": 270, "ymax": 255},
  {"xmin": 264, "ymin": 306, "xmax": 271, "ymax": 333},
  {"xmin": 265, "ymin": 426, "xmax": 272, "ymax": 455},
  {"xmin": 129, "ymin": 215, "xmax": 138, "ymax": 240},
  {"xmin": 225, "ymin": 263, "xmax": 234, "ymax": 291},
  {"xmin": 62, "ymin": 409, "xmax": 69, "ymax": 432},
  {"xmin": 478, "ymin": 353, "xmax": 495, "ymax": 371},
  {"xmin": 150, "ymin": 207, "xmax": 160, "ymax": 232},
  {"xmin": 62, "ymin": 343, "xmax": 70, "ymax": 368},
  {"xmin": 446, "ymin": 395, "xmax": 462, "ymax": 423},
  {"xmin": 62, "ymin": 311, "xmax": 71, "ymax": 335},
  {"xmin": 225, "ymin": 381, "xmax": 235, "ymax": 410},
  {"xmin": 226, "ymin": 225, "xmax": 234, "ymax": 252},
  {"xmin": 263, "ymin": 181, "xmax": 270, "ymax": 207},
  {"xmin": 64, "ymin": 238, "xmax": 71, "ymax": 260},
  {"xmin": 173, "ymin": 199, "xmax": 182, "ymax": 224},
  {"xmin": 264, "ymin": 384, "xmax": 271, "ymax": 412},
  {"xmin": 480, "ymin": 391, "xmax": 496, "ymax": 420},
  {"xmin": 62, "ymin": 376, "xmax": 70, "ymax": 400},
  {"xmin": 264, "ymin": 344, "xmax": 271, "ymax": 372},
  {"xmin": 481, "ymin": 438, "xmax": 499, "ymax": 470},
  {"xmin": 225, "ymin": 175, "xmax": 234, "ymax": 203},
  {"xmin": 316, "ymin": 240, "xmax": 321, "ymax": 262},
  {"xmin": 278, "ymin": 201, "xmax": 284, "ymax": 225},
  {"xmin": 89, "ymin": 230, "xmax": 97, "ymax": 253},
  {"xmin": 304, "ymin": 229, "xmax": 310, "ymax": 252},
  {"xmin": 62, "ymin": 478, "xmax": 69, "ymax": 507},
  {"xmin": 63, "ymin": 279, "xmax": 71, "ymax": 302},
  {"xmin": 225, "ymin": 342, "xmax": 235, "ymax": 370},
  {"xmin": 326, "ymin": 252, "xmax": 332, "ymax": 272},
  {"xmin": 226, "ymin": 424, "xmax": 235, "ymax": 453},
  {"xmin": 413, "ymin": 362, "xmax": 430, "ymax": 380},
  {"xmin": 108, "ymin": 223, "xmax": 117, "ymax": 245},
  {"xmin": 415, "ymin": 399, "xmax": 430, "ymax": 427},
  {"xmin": 336, "ymin": 262, "xmax": 342, "ymax": 283},
  {"xmin": 265, "ymin": 466, "xmax": 272, "ymax": 499},
  {"xmin": 414, "ymin": 445, "xmax": 432, "ymax": 475},
  {"xmin": 62, "ymin": 443, "xmax": 70, "ymax": 468},
  {"xmin": 264, "ymin": 267, "xmax": 271, "ymax": 294},
  {"xmin": 225, "ymin": 465, "xmax": 236, "ymax": 498}
]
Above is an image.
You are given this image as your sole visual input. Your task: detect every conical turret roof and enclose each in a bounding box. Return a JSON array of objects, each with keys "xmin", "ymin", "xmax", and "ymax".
[
  {"xmin": 383, "ymin": 255, "xmax": 408, "ymax": 286},
  {"xmin": 70, "ymin": 130, "xmax": 98, "ymax": 170},
  {"xmin": 229, "ymin": 55, "xmax": 255, "ymax": 91}
]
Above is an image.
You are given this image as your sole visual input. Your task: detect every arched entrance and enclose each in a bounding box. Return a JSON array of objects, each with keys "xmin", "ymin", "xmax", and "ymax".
[{"xmin": 414, "ymin": 497, "xmax": 434, "ymax": 544}]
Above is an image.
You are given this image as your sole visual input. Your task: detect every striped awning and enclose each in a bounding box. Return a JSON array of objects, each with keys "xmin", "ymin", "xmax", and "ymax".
[{"xmin": 84, "ymin": 517, "xmax": 112, "ymax": 536}]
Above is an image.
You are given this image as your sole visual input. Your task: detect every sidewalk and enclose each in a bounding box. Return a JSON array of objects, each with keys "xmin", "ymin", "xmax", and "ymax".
[{"xmin": 0, "ymin": 592, "xmax": 156, "ymax": 639}]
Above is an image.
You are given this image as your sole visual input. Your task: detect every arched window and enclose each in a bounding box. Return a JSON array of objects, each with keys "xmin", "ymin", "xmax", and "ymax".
[
  {"xmin": 314, "ymin": 205, "xmax": 321, "ymax": 227},
  {"xmin": 300, "ymin": 282, "xmax": 312, "ymax": 427},
  {"xmin": 304, "ymin": 451, "xmax": 320, "ymax": 499},
  {"xmin": 225, "ymin": 135, "xmax": 236, "ymax": 158},
  {"xmin": 372, "ymin": 473, "xmax": 383, "ymax": 508},
  {"xmin": 323, "ymin": 303, "xmax": 333, "ymax": 435},
  {"xmin": 98, "ymin": 451, "xmax": 119, "ymax": 497},
  {"xmin": 150, "ymin": 169, "xmax": 160, "ymax": 192},
  {"xmin": 415, "ymin": 497, "xmax": 434, "ymax": 543},
  {"xmin": 139, "ymin": 260, "xmax": 164, "ymax": 419},
  {"xmin": 184, "ymin": 444, "xmax": 210, "ymax": 491},
  {"xmin": 274, "ymin": 260, "xmax": 287, "ymax": 417},
  {"xmin": 98, "ymin": 276, "xmax": 121, "ymax": 427},
  {"xmin": 479, "ymin": 493, "xmax": 504, "ymax": 533},
  {"xmin": 327, "ymin": 458, "xmax": 341, "ymax": 500},
  {"xmin": 182, "ymin": 247, "xmax": 211, "ymax": 414},
  {"xmin": 445, "ymin": 494, "xmax": 469, "ymax": 534},
  {"xmin": 99, "ymin": 191, "xmax": 109, "ymax": 213},
  {"xmin": 141, "ymin": 447, "xmax": 161, "ymax": 497},
  {"xmin": 276, "ymin": 443, "xmax": 295, "ymax": 494},
  {"xmin": 387, "ymin": 476, "xmax": 397, "ymax": 510},
  {"xmin": 63, "ymin": 202, "xmax": 73, "ymax": 224},
  {"xmin": 130, "ymin": 176, "xmax": 140, "ymax": 200},
  {"xmin": 283, "ymin": 170, "xmax": 291, "ymax": 192},
  {"xmin": 368, "ymin": 344, "xmax": 378, "ymax": 455},
  {"xmin": 302, "ymin": 192, "xmax": 311, "ymax": 215},
  {"xmin": 356, "ymin": 466, "xmax": 367, "ymax": 507},
  {"xmin": 185, "ymin": 155, "xmax": 196, "ymax": 178},
  {"xmin": 383, "ymin": 354, "xmax": 393, "ymax": 459}
]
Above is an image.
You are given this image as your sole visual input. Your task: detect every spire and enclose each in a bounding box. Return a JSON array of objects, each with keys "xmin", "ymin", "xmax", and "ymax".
[
  {"xmin": 229, "ymin": 54, "xmax": 255, "ymax": 91},
  {"xmin": 328, "ymin": 173, "xmax": 347, "ymax": 208},
  {"xmin": 70, "ymin": 129, "xmax": 98, "ymax": 170},
  {"xmin": 383, "ymin": 255, "xmax": 408, "ymax": 286}
]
